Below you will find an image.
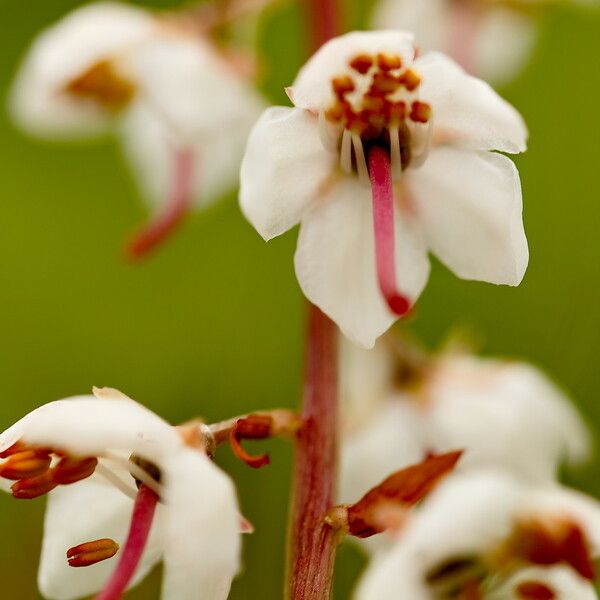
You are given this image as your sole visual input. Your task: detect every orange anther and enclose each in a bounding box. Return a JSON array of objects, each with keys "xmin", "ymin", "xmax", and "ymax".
[
  {"xmin": 349, "ymin": 54, "xmax": 374, "ymax": 75},
  {"xmin": 230, "ymin": 415, "xmax": 272, "ymax": 469},
  {"xmin": 0, "ymin": 441, "xmax": 28, "ymax": 458},
  {"xmin": 399, "ymin": 68, "xmax": 421, "ymax": 91},
  {"xmin": 370, "ymin": 72, "xmax": 401, "ymax": 96},
  {"xmin": 516, "ymin": 581, "xmax": 556, "ymax": 600},
  {"xmin": 325, "ymin": 103, "xmax": 345, "ymax": 122},
  {"xmin": 387, "ymin": 101, "xmax": 407, "ymax": 122},
  {"xmin": 377, "ymin": 53, "xmax": 403, "ymax": 72},
  {"xmin": 332, "ymin": 76, "xmax": 355, "ymax": 98},
  {"xmin": 11, "ymin": 471, "xmax": 57, "ymax": 499},
  {"xmin": 52, "ymin": 456, "xmax": 98, "ymax": 485},
  {"xmin": 410, "ymin": 101, "xmax": 432, "ymax": 123},
  {"xmin": 67, "ymin": 538, "xmax": 119, "ymax": 568},
  {"xmin": 0, "ymin": 450, "xmax": 51, "ymax": 480}
]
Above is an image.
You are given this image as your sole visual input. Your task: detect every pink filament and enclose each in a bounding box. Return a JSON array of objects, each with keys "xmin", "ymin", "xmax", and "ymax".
[
  {"xmin": 95, "ymin": 485, "xmax": 158, "ymax": 600},
  {"xmin": 127, "ymin": 148, "xmax": 195, "ymax": 260},
  {"xmin": 368, "ymin": 145, "xmax": 411, "ymax": 316}
]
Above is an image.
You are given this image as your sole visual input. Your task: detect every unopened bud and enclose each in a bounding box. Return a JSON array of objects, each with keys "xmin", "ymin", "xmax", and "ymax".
[{"xmin": 67, "ymin": 538, "xmax": 119, "ymax": 567}]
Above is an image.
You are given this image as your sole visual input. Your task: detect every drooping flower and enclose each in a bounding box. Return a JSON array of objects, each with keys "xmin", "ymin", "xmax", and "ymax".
[
  {"xmin": 372, "ymin": 0, "xmax": 595, "ymax": 85},
  {"xmin": 0, "ymin": 388, "xmax": 241, "ymax": 600},
  {"xmin": 355, "ymin": 471, "xmax": 600, "ymax": 599},
  {"xmin": 240, "ymin": 30, "xmax": 528, "ymax": 348},
  {"xmin": 338, "ymin": 337, "xmax": 589, "ymax": 507},
  {"xmin": 10, "ymin": 1, "xmax": 264, "ymax": 257}
]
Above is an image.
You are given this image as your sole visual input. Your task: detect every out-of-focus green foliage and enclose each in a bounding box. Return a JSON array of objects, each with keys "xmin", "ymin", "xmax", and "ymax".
[{"xmin": 0, "ymin": 0, "xmax": 598, "ymax": 598}]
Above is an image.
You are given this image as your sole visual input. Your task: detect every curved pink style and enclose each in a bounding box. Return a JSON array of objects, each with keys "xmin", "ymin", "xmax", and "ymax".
[
  {"xmin": 95, "ymin": 485, "xmax": 158, "ymax": 600},
  {"xmin": 127, "ymin": 148, "xmax": 195, "ymax": 260},
  {"xmin": 368, "ymin": 145, "xmax": 411, "ymax": 316}
]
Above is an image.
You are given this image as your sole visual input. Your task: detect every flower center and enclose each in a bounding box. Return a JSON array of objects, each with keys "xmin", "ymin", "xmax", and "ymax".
[
  {"xmin": 322, "ymin": 52, "xmax": 432, "ymax": 182},
  {"xmin": 64, "ymin": 59, "xmax": 137, "ymax": 112}
]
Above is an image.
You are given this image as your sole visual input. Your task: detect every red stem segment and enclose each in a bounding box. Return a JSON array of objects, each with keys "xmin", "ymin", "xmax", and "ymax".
[
  {"xmin": 368, "ymin": 145, "xmax": 411, "ymax": 316},
  {"xmin": 287, "ymin": 305, "xmax": 339, "ymax": 600},
  {"xmin": 305, "ymin": 0, "xmax": 339, "ymax": 53},
  {"xmin": 95, "ymin": 485, "xmax": 158, "ymax": 600},
  {"xmin": 127, "ymin": 148, "xmax": 195, "ymax": 260}
]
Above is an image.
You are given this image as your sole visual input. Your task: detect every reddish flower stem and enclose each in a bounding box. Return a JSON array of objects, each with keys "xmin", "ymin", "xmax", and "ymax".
[
  {"xmin": 126, "ymin": 148, "xmax": 194, "ymax": 260},
  {"xmin": 287, "ymin": 304, "xmax": 339, "ymax": 600},
  {"xmin": 95, "ymin": 485, "xmax": 158, "ymax": 600},
  {"xmin": 368, "ymin": 145, "xmax": 411, "ymax": 316},
  {"xmin": 305, "ymin": 0, "xmax": 340, "ymax": 53}
]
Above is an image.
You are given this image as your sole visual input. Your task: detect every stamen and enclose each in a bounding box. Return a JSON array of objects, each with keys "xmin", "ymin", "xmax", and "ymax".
[
  {"xmin": 103, "ymin": 453, "xmax": 162, "ymax": 497},
  {"xmin": 389, "ymin": 125, "xmax": 402, "ymax": 181},
  {"xmin": 11, "ymin": 471, "xmax": 57, "ymax": 499},
  {"xmin": 516, "ymin": 581, "xmax": 556, "ymax": 600},
  {"xmin": 411, "ymin": 119, "xmax": 434, "ymax": 168},
  {"xmin": 95, "ymin": 463, "xmax": 138, "ymax": 500},
  {"xmin": 351, "ymin": 132, "xmax": 369, "ymax": 184},
  {"xmin": 318, "ymin": 110, "xmax": 338, "ymax": 153},
  {"xmin": 0, "ymin": 450, "xmax": 51, "ymax": 480},
  {"xmin": 367, "ymin": 145, "xmax": 411, "ymax": 316},
  {"xmin": 126, "ymin": 148, "xmax": 195, "ymax": 260},
  {"xmin": 230, "ymin": 415, "xmax": 273, "ymax": 469},
  {"xmin": 53, "ymin": 456, "xmax": 98, "ymax": 485},
  {"xmin": 68, "ymin": 538, "xmax": 119, "ymax": 568},
  {"xmin": 340, "ymin": 129, "xmax": 352, "ymax": 174},
  {"xmin": 95, "ymin": 485, "xmax": 158, "ymax": 600}
]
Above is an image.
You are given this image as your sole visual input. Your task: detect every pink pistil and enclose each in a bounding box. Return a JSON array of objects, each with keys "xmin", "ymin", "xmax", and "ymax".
[
  {"xmin": 95, "ymin": 485, "xmax": 158, "ymax": 600},
  {"xmin": 368, "ymin": 145, "xmax": 411, "ymax": 316},
  {"xmin": 126, "ymin": 148, "xmax": 195, "ymax": 260}
]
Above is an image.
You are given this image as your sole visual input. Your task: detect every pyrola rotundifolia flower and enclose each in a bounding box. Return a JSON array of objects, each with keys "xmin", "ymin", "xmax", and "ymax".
[
  {"xmin": 240, "ymin": 31, "xmax": 528, "ymax": 348},
  {"xmin": 339, "ymin": 340, "xmax": 589, "ymax": 506},
  {"xmin": 372, "ymin": 0, "xmax": 595, "ymax": 85},
  {"xmin": 0, "ymin": 388, "xmax": 241, "ymax": 600},
  {"xmin": 10, "ymin": 1, "xmax": 264, "ymax": 257},
  {"xmin": 356, "ymin": 471, "xmax": 600, "ymax": 599}
]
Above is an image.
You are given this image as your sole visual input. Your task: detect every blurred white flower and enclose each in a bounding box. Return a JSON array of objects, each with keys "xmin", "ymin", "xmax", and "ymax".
[
  {"xmin": 0, "ymin": 388, "xmax": 241, "ymax": 600},
  {"xmin": 372, "ymin": 0, "xmax": 594, "ymax": 85},
  {"xmin": 355, "ymin": 471, "xmax": 600, "ymax": 599},
  {"xmin": 339, "ymin": 339, "xmax": 589, "ymax": 511},
  {"xmin": 10, "ymin": 1, "xmax": 265, "ymax": 256},
  {"xmin": 240, "ymin": 30, "xmax": 528, "ymax": 348}
]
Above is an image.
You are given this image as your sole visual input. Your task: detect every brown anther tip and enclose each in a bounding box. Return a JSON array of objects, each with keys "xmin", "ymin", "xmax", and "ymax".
[
  {"xmin": 0, "ymin": 441, "xmax": 28, "ymax": 459},
  {"xmin": 52, "ymin": 456, "xmax": 98, "ymax": 485},
  {"xmin": 400, "ymin": 69, "xmax": 422, "ymax": 92},
  {"xmin": 349, "ymin": 54, "xmax": 374, "ymax": 75},
  {"xmin": 332, "ymin": 75, "xmax": 355, "ymax": 97},
  {"xmin": 410, "ymin": 101, "xmax": 431, "ymax": 124},
  {"xmin": 0, "ymin": 450, "xmax": 52, "ymax": 481},
  {"xmin": 67, "ymin": 538, "xmax": 119, "ymax": 568},
  {"xmin": 377, "ymin": 53, "xmax": 402, "ymax": 72},
  {"xmin": 324, "ymin": 505, "xmax": 349, "ymax": 533},
  {"xmin": 11, "ymin": 471, "xmax": 58, "ymax": 500},
  {"xmin": 516, "ymin": 581, "xmax": 556, "ymax": 600}
]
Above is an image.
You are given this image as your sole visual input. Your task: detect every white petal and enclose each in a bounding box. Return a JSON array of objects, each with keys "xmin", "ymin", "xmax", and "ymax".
[
  {"xmin": 38, "ymin": 474, "xmax": 164, "ymax": 600},
  {"xmin": 294, "ymin": 179, "xmax": 430, "ymax": 348},
  {"xmin": 492, "ymin": 566, "xmax": 597, "ymax": 600},
  {"xmin": 409, "ymin": 147, "xmax": 528, "ymax": 286},
  {"xmin": 289, "ymin": 30, "xmax": 415, "ymax": 112},
  {"xmin": 371, "ymin": 0, "xmax": 447, "ymax": 55},
  {"xmin": 129, "ymin": 36, "xmax": 264, "ymax": 144},
  {"xmin": 419, "ymin": 355, "xmax": 590, "ymax": 482},
  {"xmin": 240, "ymin": 107, "xmax": 335, "ymax": 240},
  {"xmin": 416, "ymin": 52, "xmax": 528, "ymax": 153},
  {"xmin": 9, "ymin": 2, "xmax": 154, "ymax": 138},
  {"xmin": 339, "ymin": 399, "xmax": 424, "ymax": 505},
  {"xmin": 0, "ymin": 395, "xmax": 182, "ymax": 463},
  {"xmin": 339, "ymin": 336, "xmax": 396, "ymax": 430},
  {"xmin": 161, "ymin": 450, "xmax": 241, "ymax": 600},
  {"xmin": 474, "ymin": 7, "xmax": 538, "ymax": 86}
]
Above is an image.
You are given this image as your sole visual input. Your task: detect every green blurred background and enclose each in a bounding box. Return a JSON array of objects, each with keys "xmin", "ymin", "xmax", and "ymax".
[{"xmin": 0, "ymin": 0, "xmax": 598, "ymax": 597}]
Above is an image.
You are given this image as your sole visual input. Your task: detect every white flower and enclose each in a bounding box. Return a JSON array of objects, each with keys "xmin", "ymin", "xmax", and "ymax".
[
  {"xmin": 372, "ymin": 0, "xmax": 594, "ymax": 85},
  {"xmin": 10, "ymin": 2, "xmax": 264, "ymax": 255},
  {"xmin": 240, "ymin": 30, "xmax": 528, "ymax": 348},
  {"xmin": 338, "ymin": 340, "xmax": 589, "ymax": 519},
  {"xmin": 0, "ymin": 388, "xmax": 241, "ymax": 600},
  {"xmin": 355, "ymin": 471, "xmax": 600, "ymax": 599}
]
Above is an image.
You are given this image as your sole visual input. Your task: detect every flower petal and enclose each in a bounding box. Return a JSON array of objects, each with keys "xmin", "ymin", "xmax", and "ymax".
[
  {"xmin": 420, "ymin": 355, "xmax": 590, "ymax": 482},
  {"xmin": 417, "ymin": 52, "xmax": 527, "ymax": 153},
  {"xmin": 289, "ymin": 30, "xmax": 415, "ymax": 112},
  {"xmin": 0, "ymin": 395, "xmax": 182, "ymax": 464},
  {"xmin": 9, "ymin": 2, "xmax": 154, "ymax": 138},
  {"xmin": 409, "ymin": 146, "xmax": 528, "ymax": 286},
  {"xmin": 161, "ymin": 449, "xmax": 241, "ymax": 600},
  {"xmin": 294, "ymin": 179, "xmax": 429, "ymax": 348},
  {"xmin": 240, "ymin": 106, "xmax": 334, "ymax": 240},
  {"xmin": 38, "ymin": 474, "xmax": 164, "ymax": 600}
]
